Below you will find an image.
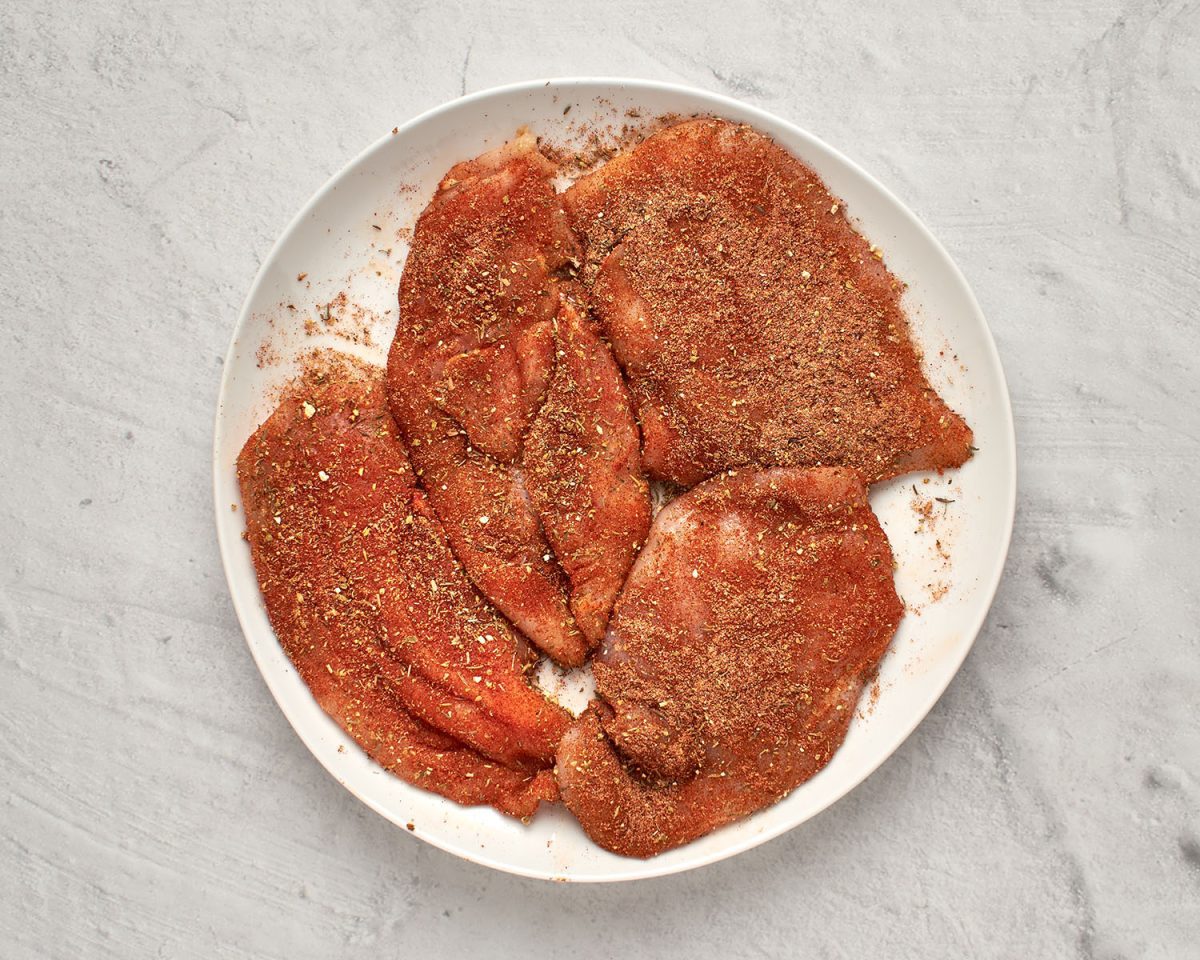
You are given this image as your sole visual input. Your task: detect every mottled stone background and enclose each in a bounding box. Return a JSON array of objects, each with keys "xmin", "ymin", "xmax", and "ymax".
[{"xmin": 2, "ymin": 1, "xmax": 1197, "ymax": 957}]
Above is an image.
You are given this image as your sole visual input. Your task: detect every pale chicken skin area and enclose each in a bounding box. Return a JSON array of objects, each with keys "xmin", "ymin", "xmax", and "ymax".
[
  {"xmin": 556, "ymin": 466, "xmax": 903, "ymax": 857},
  {"xmin": 238, "ymin": 364, "xmax": 567, "ymax": 817},
  {"xmin": 387, "ymin": 134, "xmax": 648, "ymax": 665},
  {"xmin": 566, "ymin": 117, "xmax": 973, "ymax": 488}
]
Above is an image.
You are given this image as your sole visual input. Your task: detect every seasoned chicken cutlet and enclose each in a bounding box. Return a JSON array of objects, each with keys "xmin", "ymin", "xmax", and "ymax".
[
  {"xmin": 387, "ymin": 134, "xmax": 648, "ymax": 665},
  {"xmin": 556, "ymin": 467, "xmax": 903, "ymax": 855},
  {"xmin": 238, "ymin": 360, "xmax": 568, "ymax": 817},
  {"xmin": 524, "ymin": 297, "xmax": 650, "ymax": 644},
  {"xmin": 565, "ymin": 118, "xmax": 973, "ymax": 487}
]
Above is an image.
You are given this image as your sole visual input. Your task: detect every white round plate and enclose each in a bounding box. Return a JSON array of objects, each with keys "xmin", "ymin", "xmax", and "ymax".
[{"xmin": 214, "ymin": 78, "xmax": 1015, "ymax": 882}]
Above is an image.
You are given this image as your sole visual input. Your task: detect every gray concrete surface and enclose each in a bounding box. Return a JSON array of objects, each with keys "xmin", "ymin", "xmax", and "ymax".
[{"xmin": 3, "ymin": 1, "xmax": 1198, "ymax": 956}]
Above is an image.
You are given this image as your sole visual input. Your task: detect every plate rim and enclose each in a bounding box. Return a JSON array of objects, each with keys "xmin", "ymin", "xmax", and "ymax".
[{"xmin": 212, "ymin": 76, "xmax": 1017, "ymax": 882}]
